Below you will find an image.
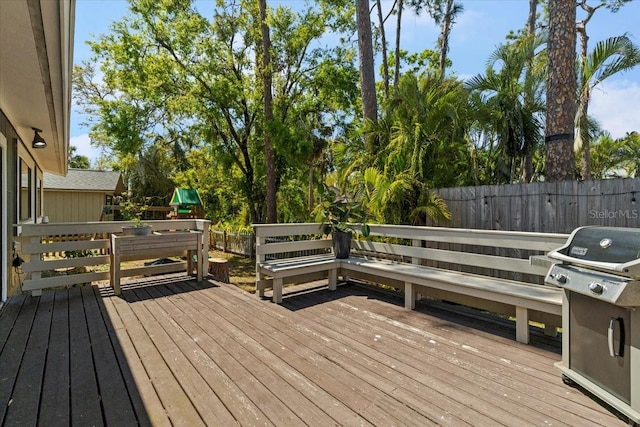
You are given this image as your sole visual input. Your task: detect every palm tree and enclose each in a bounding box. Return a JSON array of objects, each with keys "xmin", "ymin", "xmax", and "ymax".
[
  {"xmin": 575, "ymin": 35, "xmax": 640, "ymax": 179},
  {"xmin": 545, "ymin": 0, "xmax": 576, "ymax": 182},
  {"xmin": 349, "ymin": 73, "xmax": 469, "ymax": 224},
  {"xmin": 435, "ymin": 0, "xmax": 464, "ymax": 76},
  {"xmin": 616, "ymin": 132, "xmax": 640, "ymax": 178},
  {"xmin": 589, "ymin": 131, "xmax": 623, "ymax": 179},
  {"xmin": 466, "ymin": 37, "xmax": 546, "ymax": 184}
]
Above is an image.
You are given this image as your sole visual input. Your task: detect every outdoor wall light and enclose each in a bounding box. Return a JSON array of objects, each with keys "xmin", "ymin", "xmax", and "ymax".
[{"xmin": 31, "ymin": 127, "xmax": 46, "ymax": 149}]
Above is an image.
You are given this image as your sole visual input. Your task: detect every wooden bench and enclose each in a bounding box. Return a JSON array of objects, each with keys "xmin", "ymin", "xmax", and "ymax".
[
  {"xmin": 255, "ymin": 224, "xmax": 336, "ymax": 303},
  {"xmin": 254, "ymin": 223, "xmax": 569, "ymax": 344},
  {"xmin": 110, "ymin": 231, "xmax": 204, "ymax": 295}
]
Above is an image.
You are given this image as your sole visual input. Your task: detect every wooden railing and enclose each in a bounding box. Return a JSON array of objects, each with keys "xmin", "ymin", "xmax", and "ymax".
[
  {"xmin": 15, "ymin": 219, "xmax": 210, "ymax": 296},
  {"xmin": 209, "ymin": 229, "xmax": 255, "ymax": 257}
]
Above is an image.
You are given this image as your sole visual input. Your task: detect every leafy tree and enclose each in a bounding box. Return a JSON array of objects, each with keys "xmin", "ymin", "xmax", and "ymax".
[
  {"xmin": 68, "ymin": 145, "xmax": 91, "ymax": 169},
  {"xmin": 73, "ymin": 0, "xmax": 359, "ymax": 225},
  {"xmin": 257, "ymin": 0, "xmax": 276, "ymax": 223}
]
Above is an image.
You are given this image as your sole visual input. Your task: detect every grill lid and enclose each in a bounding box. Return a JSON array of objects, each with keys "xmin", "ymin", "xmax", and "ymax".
[{"xmin": 547, "ymin": 226, "xmax": 640, "ymax": 278}]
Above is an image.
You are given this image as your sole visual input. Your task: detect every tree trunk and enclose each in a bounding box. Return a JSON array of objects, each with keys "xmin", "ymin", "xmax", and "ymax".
[
  {"xmin": 356, "ymin": 0, "xmax": 378, "ymax": 153},
  {"xmin": 259, "ymin": 0, "xmax": 277, "ymax": 223},
  {"xmin": 521, "ymin": 0, "xmax": 538, "ymax": 183},
  {"xmin": 394, "ymin": 0, "xmax": 403, "ymax": 89},
  {"xmin": 376, "ymin": 0, "xmax": 390, "ymax": 97},
  {"xmin": 438, "ymin": 0, "xmax": 454, "ymax": 76},
  {"xmin": 545, "ymin": 0, "xmax": 576, "ymax": 182},
  {"xmin": 575, "ymin": 0, "xmax": 598, "ymax": 181},
  {"xmin": 576, "ymin": 26, "xmax": 591, "ymax": 180}
]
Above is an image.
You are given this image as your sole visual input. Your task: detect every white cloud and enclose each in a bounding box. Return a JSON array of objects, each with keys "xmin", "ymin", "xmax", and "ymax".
[
  {"xmin": 70, "ymin": 133, "xmax": 103, "ymax": 167},
  {"xmin": 590, "ymin": 80, "xmax": 640, "ymax": 139}
]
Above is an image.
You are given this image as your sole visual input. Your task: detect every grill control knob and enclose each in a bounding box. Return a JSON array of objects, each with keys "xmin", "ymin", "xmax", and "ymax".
[
  {"xmin": 554, "ymin": 274, "xmax": 567, "ymax": 284},
  {"xmin": 589, "ymin": 282, "xmax": 604, "ymax": 295}
]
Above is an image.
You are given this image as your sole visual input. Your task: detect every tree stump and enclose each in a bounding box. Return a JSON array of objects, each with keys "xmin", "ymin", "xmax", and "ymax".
[{"xmin": 208, "ymin": 258, "xmax": 230, "ymax": 283}]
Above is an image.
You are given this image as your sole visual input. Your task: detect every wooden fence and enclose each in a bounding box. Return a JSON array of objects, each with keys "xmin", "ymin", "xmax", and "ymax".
[
  {"xmin": 209, "ymin": 229, "xmax": 255, "ymax": 257},
  {"xmin": 431, "ymin": 177, "xmax": 640, "ymax": 233}
]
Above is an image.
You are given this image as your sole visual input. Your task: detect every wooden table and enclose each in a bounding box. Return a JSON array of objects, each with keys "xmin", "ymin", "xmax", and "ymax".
[{"xmin": 110, "ymin": 231, "xmax": 204, "ymax": 295}]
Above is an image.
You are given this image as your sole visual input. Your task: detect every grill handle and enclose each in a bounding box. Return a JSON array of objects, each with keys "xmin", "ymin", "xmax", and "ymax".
[{"xmin": 608, "ymin": 317, "xmax": 621, "ymax": 358}]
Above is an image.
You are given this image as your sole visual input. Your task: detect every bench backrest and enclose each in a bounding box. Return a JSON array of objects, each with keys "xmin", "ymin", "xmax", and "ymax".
[
  {"xmin": 255, "ymin": 223, "xmax": 331, "ymax": 262},
  {"xmin": 353, "ymin": 225, "xmax": 569, "ymax": 283},
  {"xmin": 254, "ymin": 223, "xmax": 570, "ymax": 284}
]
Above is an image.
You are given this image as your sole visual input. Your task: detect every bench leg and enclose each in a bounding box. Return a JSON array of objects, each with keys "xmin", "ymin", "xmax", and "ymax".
[
  {"xmin": 257, "ymin": 282, "xmax": 266, "ymax": 298},
  {"xmin": 272, "ymin": 278, "xmax": 283, "ymax": 304},
  {"xmin": 515, "ymin": 306, "xmax": 530, "ymax": 344},
  {"xmin": 110, "ymin": 251, "xmax": 121, "ymax": 296},
  {"xmin": 195, "ymin": 250, "xmax": 203, "ymax": 282},
  {"xmin": 404, "ymin": 282, "xmax": 415, "ymax": 310},
  {"xmin": 328, "ymin": 269, "xmax": 337, "ymax": 291}
]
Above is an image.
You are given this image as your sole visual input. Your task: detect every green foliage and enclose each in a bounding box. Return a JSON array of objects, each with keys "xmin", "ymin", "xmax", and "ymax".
[
  {"xmin": 74, "ymin": 0, "xmax": 359, "ymax": 225},
  {"xmin": 69, "ymin": 0, "xmax": 640, "ymax": 229},
  {"xmin": 466, "ymin": 35, "xmax": 546, "ymax": 183},
  {"xmin": 119, "ymin": 197, "xmax": 150, "ymax": 227},
  {"xmin": 591, "ymin": 131, "xmax": 640, "ymax": 178},
  {"xmin": 68, "ymin": 146, "xmax": 91, "ymax": 169},
  {"xmin": 312, "ymin": 184, "xmax": 370, "ymax": 236},
  {"xmin": 64, "ymin": 249, "xmax": 94, "ymax": 259}
]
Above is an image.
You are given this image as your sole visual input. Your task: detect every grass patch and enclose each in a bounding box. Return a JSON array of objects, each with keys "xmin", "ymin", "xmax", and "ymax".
[{"xmin": 208, "ymin": 250, "xmax": 256, "ymax": 292}]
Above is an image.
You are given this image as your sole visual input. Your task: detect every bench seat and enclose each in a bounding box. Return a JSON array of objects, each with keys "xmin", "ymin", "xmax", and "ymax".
[
  {"xmin": 340, "ymin": 256, "xmax": 562, "ymax": 344},
  {"xmin": 258, "ymin": 254, "xmax": 338, "ymax": 303}
]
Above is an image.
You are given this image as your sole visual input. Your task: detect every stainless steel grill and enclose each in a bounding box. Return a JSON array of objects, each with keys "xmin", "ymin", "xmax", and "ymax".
[{"xmin": 546, "ymin": 226, "xmax": 640, "ymax": 425}]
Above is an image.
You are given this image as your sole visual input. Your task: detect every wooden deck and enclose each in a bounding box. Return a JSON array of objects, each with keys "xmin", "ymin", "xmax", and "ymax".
[{"xmin": 0, "ymin": 275, "xmax": 629, "ymax": 426}]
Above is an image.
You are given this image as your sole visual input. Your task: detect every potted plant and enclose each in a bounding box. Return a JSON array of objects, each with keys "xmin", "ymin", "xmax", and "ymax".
[
  {"xmin": 119, "ymin": 197, "xmax": 153, "ymax": 236},
  {"xmin": 314, "ymin": 194, "xmax": 370, "ymax": 259}
]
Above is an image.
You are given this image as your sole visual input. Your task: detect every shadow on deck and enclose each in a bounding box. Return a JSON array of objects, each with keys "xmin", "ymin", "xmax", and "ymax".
[{"xmin": 0, "ymin": 275, "xmax": 629, "ymax": 426}]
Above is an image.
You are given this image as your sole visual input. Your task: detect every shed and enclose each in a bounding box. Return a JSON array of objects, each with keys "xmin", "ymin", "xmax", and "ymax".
[
  {"xmin": 169, "ymin": 188, "xmax": 204, "ymax": 219},
  {"xmin": 43, "ymin": 169, "xmax": 125, "ymax": 222}
]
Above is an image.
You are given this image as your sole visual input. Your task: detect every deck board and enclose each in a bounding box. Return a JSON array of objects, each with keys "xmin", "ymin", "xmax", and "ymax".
[
  {"xmin": 0, "ymin": 275, "xmax": 630, "ymax": 426},
  {"xmin": 39, "ymin": 289, "xmax": 71, "ymax": 425},
  {"xmin": 3, "ymin": 291, "xmax": 53, "ymax": 426},
  {"xmin": 68, "ymin": 286, "xmax": 104, "ymax": 427},
  {"xmin": 108, "ymin": 284, "xmax": 206, "ymax": 426},
  {"xmin": 81, "ymin": 285, "xmax": 139, "ymax": 426},
  {"xmin": 0, "ymin": 294, "xmax": 38, "ymax": 423},
  {"xmin": 148, "ymin": 283, "xmax": 334, "ymax": 426}
]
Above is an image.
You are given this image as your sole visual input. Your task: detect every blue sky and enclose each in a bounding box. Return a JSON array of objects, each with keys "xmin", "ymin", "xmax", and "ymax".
[{"xmin": 71, "ymin": 0, "xmax": 640, "ymax": 164}]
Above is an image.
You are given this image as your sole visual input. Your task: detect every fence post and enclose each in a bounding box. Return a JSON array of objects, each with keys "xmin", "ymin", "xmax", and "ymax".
[
  {"xmin": 223, "ymin": 231, "xmax": 228, "ymax": 253},
  {"xmin": 252, "ymin": 233, "xmax": 256, "ymax": 258}
]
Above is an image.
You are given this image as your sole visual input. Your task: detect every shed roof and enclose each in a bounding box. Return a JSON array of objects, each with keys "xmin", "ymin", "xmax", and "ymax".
[
  {"xmin": 43, "ymin": 169, "xmax": 125, "ymax": 194},
  {"xmin": 170, "ymin": 188, "xmax": 203, "ymax": 206}
]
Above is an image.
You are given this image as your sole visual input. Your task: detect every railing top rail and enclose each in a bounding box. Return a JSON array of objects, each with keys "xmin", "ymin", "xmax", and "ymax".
[
  {"xmin": 16, "ymin": 219, "xmax": 211, "ymax": 236},
  {"xmin": 253, "ymin": 223, "xmax": 570, "ymax": 252},
  {"xmin": 254, "ymin": 223, "xmax": 324, "ymax": 238},
  {"xmin": 366, "ymin": 224, "xmax": 569, "ymax": 251}
]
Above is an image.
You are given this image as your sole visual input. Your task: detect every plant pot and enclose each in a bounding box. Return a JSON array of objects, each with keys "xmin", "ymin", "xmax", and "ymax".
[
  {"xmin": 122, "ymin": 225, "xmax": 153, "ymax": 236},
  {"xmin": 332, "ymin": 230, "xmax": 352, "ymax": 259}
]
